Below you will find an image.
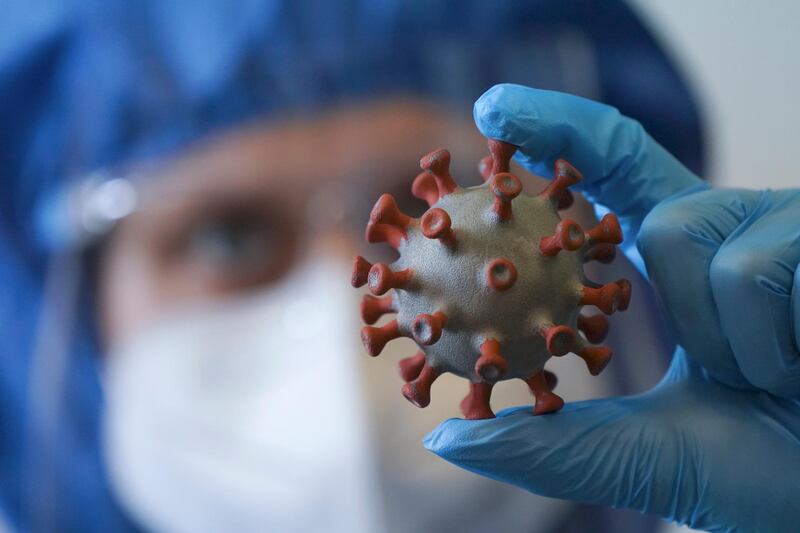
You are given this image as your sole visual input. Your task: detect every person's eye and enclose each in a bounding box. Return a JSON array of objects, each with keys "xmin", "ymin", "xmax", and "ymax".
[
  {"xmin": 188, "ymin": 216, "xmax": 271, "ymax": 271},
  {"xmin": 174, "ymin": 207, "xmax": 297, "ymax": 290}
]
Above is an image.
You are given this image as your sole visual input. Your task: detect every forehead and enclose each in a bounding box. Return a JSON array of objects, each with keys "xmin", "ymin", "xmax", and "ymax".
[{"xmin": 145, "ymin": 98, "xmax": 478, "ymax": 203}]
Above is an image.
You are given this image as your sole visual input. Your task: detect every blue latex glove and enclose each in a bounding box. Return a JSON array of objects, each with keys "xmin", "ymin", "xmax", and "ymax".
[{"xmin": 424, "ymin": 84, "xmax": 800, "ymax": 532}]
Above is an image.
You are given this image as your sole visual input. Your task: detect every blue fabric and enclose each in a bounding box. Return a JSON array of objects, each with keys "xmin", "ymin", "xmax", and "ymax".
[
  {"xmin": 0, "ymin": 1, "xmax": 705, "ymax": 531},
  {"xmin": 425, "ymin": 84, "xmax": 800, "ymax": 532}
]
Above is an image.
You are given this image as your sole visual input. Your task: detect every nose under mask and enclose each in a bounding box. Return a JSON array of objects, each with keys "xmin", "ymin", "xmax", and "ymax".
[{"xmin": 102, "ymin": 259, "xmax": 385, "ymax": 533}]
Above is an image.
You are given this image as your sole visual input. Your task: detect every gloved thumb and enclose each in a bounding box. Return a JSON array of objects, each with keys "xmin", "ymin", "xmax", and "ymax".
[
  {"xmin": 473, "ymin": 84, "xmax": 708, "ymax": 270},
  {"xmin": 423, "ymin": 394, "xmax": 684, "ymax": 516},
  {"xmin": 473, "ymin": 84, "xmax": 703, "ymax": 221}
]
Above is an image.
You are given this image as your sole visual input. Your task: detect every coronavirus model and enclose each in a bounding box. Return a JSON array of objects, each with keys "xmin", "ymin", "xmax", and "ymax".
[{"xmin": 351, "ymin": 140, "xmax": 631, "ymax": 419}]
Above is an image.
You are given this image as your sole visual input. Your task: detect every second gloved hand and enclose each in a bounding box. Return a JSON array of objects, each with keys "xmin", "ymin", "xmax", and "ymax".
[{"xmin": 424, "ymin": 84, "xmax": 800, "ymax": 533}]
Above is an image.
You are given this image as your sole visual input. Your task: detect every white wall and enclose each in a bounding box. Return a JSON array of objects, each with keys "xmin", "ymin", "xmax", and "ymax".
[{"xmin": 629, "ymin": 0, "xmax": 800, "ymax": 189}]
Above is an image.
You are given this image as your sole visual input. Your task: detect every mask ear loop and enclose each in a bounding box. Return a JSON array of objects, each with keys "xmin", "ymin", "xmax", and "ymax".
[{"xmin": 21, "ymin": 249, "xmax": 84, "ymax": 533}]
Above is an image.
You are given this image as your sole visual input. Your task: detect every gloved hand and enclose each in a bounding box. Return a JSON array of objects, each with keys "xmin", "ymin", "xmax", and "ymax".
[{"xmin": 424, "ymin": 84, "xmax": 800, "ymax": 532}]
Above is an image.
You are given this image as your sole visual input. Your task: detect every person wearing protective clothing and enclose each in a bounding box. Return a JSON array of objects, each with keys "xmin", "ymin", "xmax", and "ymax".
[
  {"xmin": 426, "ymin": 84, "xmax": 800, "ymax": 533},
  {"xmin": 0, "ymin": 0, "xmax": 724, "ymax": 532}
]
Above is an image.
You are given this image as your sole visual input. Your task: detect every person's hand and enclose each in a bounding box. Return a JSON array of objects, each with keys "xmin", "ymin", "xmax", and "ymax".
[{"xmin": 424, "ymin": 84, "xmax": 800, "ymax": 532}]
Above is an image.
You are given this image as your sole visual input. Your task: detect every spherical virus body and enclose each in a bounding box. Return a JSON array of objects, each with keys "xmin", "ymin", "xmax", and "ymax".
[{"xmin": 351, "ymin": 140, "xmax": 631, "ymax": 419}]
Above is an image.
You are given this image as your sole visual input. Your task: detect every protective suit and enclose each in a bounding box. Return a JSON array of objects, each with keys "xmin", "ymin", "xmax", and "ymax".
[{"xmin": 0, "ymin": 1, "xmax": 704, "ymax": 531}]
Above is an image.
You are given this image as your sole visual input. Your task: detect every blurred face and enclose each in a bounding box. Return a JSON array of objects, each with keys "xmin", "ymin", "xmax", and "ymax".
[{"xmin": 97, "ymin": 98, "xmax": 488, "ymax": 348}]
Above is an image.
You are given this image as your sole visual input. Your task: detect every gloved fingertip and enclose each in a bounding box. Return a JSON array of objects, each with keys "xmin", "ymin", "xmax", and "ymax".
[
  {"xmin": 424, "ymin": 413, "xmax": 523, "ymax": 457},
  {"xmin": 473, "ymin": 83, "xmax": 702, "ymax": 223},
  {"xmin": 473, "ymin": 83, "xmax": 530, "ymax": 145},
  {"xmin": 423, "ymin": 418, "xmax": 472, "ymax": 456}
]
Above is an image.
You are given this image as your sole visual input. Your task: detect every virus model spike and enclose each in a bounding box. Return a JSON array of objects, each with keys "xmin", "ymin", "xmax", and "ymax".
[
  {"xmin": 557, "ymin": 189, "xmax": 575, "ymax": 210},
  {"xmin": 361, "ymin": 320, "xmax": 405, "ymax": 357},
  {"xmin": 411, "ymin": 172, "xmax": 440, "ymax": 207},
  {"xmin": 352, "ymin": 138, "xmax": 631, "ymax": 419},
  {"xmin": 367, "ymin": 264, "xmax": 413, "ymax": 295},
  {"xmin": 475, "ymin": 338, "xmax": 508, "ymax": 382},
  {"xmin": 543, "ymin": 369, "xmax": 558, "ymax": 391},
  {"xmin": 419, "ymin": 148, "xmax": 458, "ymax": 197},
  {"xmin": 540, "ymin": 159, "xmax": 582, "ymax": 203},
  {"xmin": 485, "ymin": 258, "xmax": 517, "ymax": 291},
  {"xmin": 585, "ymin": 213, "xmax": 623, "ymax": 245},
  {"xmin": 460, "ymin": 382, "xmax": 495, "ymax": 420},
  {"xmin": 489, "ymin": 172, "xmax": 522, "ymax": 220},
  {"xmin": 351, "ymin": 256, "xmax": 372, "ymax": 288},
  {"xmin": 615, "ymin": 278, "xmax": 632, "ymax": 311},
  {"xmin": 580, "ymin": 283, "xmax": 622, "ymax": 315},
  {"xmin": 401, "ymin": 363, "xmax": 441, "ymax": 408},
  {"xmin": 398, "ymin": 352, "xmax": 426, "ymax": 382},
  {"xmin": 488, "ymin": 139, "xmax": 517, "ymax": 175},
  {"xmin": 365, "ymin": 194, "xmax": 415, "ymax": 249},
  {"xmin": 411, "ymin": 311, "xmax": 447, "ymax": 345},
  {"xmin": 539, "ymin": 219, "xmax": 585, "ymax": 256},
  {"xmin": 577, "ymin": 313, "xmax": 609, "ymax": 343},
  {"xmin": 370, "ymin": 193, "xmax": 413, "ymax": 228},
  {"xmin": 525, "ymin": 371, "xmax": 565, "ymax": 415},
  {"xmin": 365, "ymin": 224, "xmax": 404, "ymax": 249},
  {"xmin": 538, "ymin": 324, "xmax": 576, "ymax": 357},
  {"xmin": 575, "ymin": 341, "xmax": 613, "ymax": 376},
  {"xmin": 420, "ymin": 208, "xmax": 456, "ymax": 248},
  {"xmin": 360, "ymin": 294, "xmax": 396, "ymax": 325}
]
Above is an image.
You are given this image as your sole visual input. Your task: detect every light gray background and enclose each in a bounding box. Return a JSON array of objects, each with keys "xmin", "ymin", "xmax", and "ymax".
[{"xmin": 631, "ymin": 0, "xmax": 800, "ymax": 189}]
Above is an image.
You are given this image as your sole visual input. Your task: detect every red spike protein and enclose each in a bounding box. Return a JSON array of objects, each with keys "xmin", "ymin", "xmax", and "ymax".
[{"xmin": 351, "ymin": 140, "xmax": 631, "ymax": 419}]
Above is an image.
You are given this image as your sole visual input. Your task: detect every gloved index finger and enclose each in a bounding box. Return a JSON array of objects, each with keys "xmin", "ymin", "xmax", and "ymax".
[{"xmin": 474, "ymin": 84, "xmax": 707, "ymax": 236}]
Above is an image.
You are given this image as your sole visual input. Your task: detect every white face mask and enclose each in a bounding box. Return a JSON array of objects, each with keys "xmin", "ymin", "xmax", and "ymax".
[{"xmin": 102, "ymin": 260, "xmax": 385, "ymax": 533}]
